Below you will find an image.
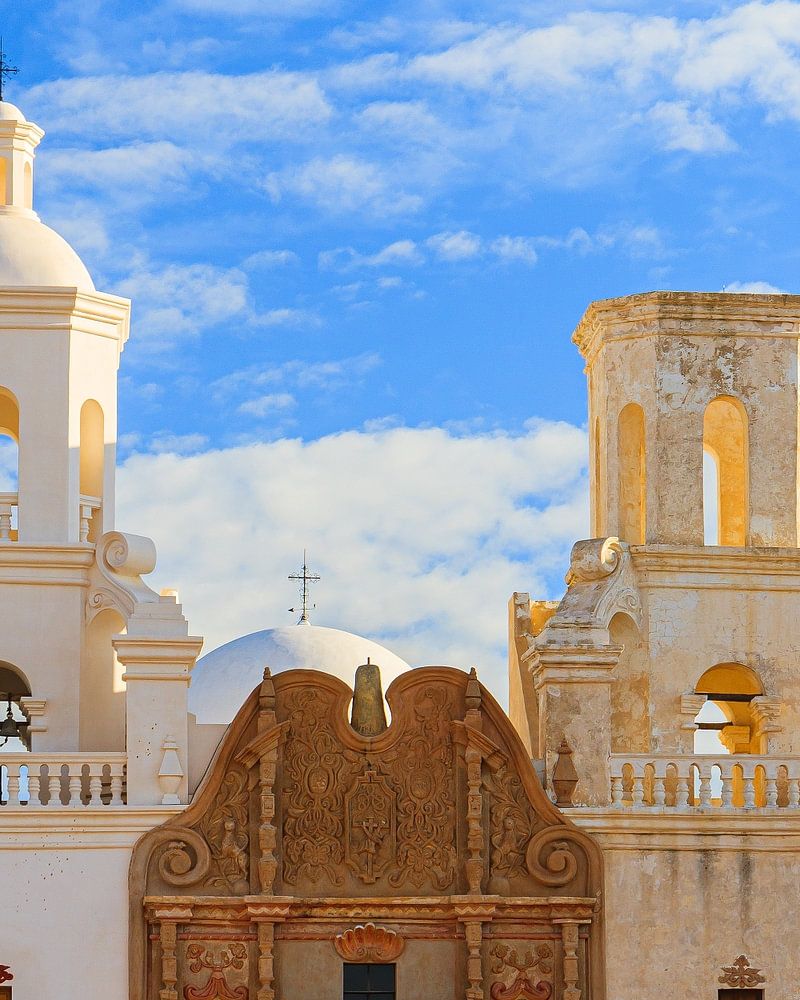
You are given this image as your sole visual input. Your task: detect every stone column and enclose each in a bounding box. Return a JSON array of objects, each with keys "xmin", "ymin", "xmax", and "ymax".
[
  {"xmin": 114, "ymin": 602, "xmax": 202, "ymax": 806},
  {"xmin": 529, "ymin": 645, "xmax": 620, "ymax": 806}
]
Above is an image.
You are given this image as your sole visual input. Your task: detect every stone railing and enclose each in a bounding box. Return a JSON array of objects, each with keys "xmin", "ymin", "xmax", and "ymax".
[
  {"xmin": 0, "ymin": 490, "xmax": 18, "ymax": 541},
  {"xmin": 0, "ymin": 753, "xmax": 126, "ymax": 807},
  {"xmin": 610, "ymin": 753, "xmax": 800, "ymax": 810}
]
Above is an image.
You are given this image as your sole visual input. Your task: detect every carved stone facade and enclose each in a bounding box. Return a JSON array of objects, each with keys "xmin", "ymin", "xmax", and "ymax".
[{"xmin": 131, "ymin": 666, "xmax": 605, "ymax": 999}]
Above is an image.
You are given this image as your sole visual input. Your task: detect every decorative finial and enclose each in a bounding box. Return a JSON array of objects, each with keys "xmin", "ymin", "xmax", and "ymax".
[
  {"xmin": 288, "ymin": 549, "xmax": 320, "ymax": 625},
  {"xmin": 0, "ymin": 40, "xmax": 19, "ymax": 102},
  {"xmin": 351, "ymin": 660, "xmax": 388, "ymax": 736}
]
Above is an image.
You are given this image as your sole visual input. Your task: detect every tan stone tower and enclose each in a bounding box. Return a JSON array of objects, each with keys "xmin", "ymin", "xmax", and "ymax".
[{"xmin": 510, "ymin": 290, "xmax": 800, "ymax": 999}]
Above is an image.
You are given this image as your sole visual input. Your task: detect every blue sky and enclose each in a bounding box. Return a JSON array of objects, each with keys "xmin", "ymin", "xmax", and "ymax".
[{"xmin": 2, "ymin": 1, "xmax": 798, "ymax": 699}]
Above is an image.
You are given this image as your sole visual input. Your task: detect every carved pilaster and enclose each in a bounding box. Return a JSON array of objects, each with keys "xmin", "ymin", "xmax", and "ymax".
[
  {"xmin": 464, "ymin": 921, "xmax": 483, "ymax": 1000},
  {"xmin": 465, "ymin": 741, "xmax": 484, "ymax": 895},
  {"xmin": 256, "ymin": 922, "xmax": 275, "ymax": 1000},
  {"xmin": 558, "ymin": 921, "xmax": 581, "ymax": 1000},
  {"xmin": 158, "ymin": 921, "xmax": 178, "ymax": 1000},
  {"xmin": 751, "ymin": 696, "xmax": 783, "ymax": 752}
]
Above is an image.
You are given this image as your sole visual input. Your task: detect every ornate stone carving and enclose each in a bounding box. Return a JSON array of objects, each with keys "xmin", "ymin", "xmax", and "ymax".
[
  {"xmin": 184, "ymin": 944, "xmax": 248, "ymax": 1000},
  {"xmin": 130, "ymin": 667, "xmax": 606, "ymax": 1000},
  {"xmin": 718, "ymin": 955, "xmax": 766, "ymax": 989},
  {"xmin": 387, "ymin": 684, "xmax": 457, "ymax": 890},
  {"xmin": 541, "ymin": 536, "xmax": 642, "ymax": 637},
  {"xmin": 526, "ymin": 828, "xmax": 580, "ymax": 888},
  {"xmin": 199, "ymin": 768, "xmax": 250, "ymax": 892},
  {"xmin": 345, "ymin": 766, "xmax": 396, "ymax": 884},
  {"xmin": 0, "ymin": 966, "xmax": 12, "ymax": 985},
  {"xmin": 282, "ymin": 689, "xmax": 348, "ymax": 886},
  {"xmin": 487, "ymin": 766, "xmax": 533, "ymax": 881},
  {"xmin": 490, "ymin": 942, "xmax": 554, "ymax": 1000},
  {"xmin": 333, "ymin": 923, "xmax": 405, "ymax": 962}
]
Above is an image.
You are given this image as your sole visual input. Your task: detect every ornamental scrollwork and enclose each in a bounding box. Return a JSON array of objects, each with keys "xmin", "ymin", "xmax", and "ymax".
[
  {"xmin": 282, "ymin": 689, "xmax": 351, "ymax": 886},
  {"xmin": 184, "ymin": 943, "xmax": 248, "ymax": 1000},
  {"xmin": 489, "ymin": 943, "xmax": 553, "ymax": 1000},
  {"xmin": 718, "ymin": 955, "xmax": 766, "ymax": 989},
  {"xmin": 333, "ymin": 923, "xmax": 405, "ymax": 963},
  {"xmin": 387, "ymin": 685, "xmax": 457, "ymax": 890},
  {"xmin": 199, "ymin": 767, "xmax": 250, "ymax": 893},
  {"xmin": 157, "ymin": 828, "xmax": 212, "ymax": 888},
  {"xmin": 525, "ymin": 828, "xmax": 579, "ymax": 888},
  {"xmin": 487, "ymin": 765, "xmax": 533, "ymax": 880}
]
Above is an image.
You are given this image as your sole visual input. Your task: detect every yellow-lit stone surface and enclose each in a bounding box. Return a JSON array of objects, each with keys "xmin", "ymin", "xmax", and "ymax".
[{"xmin": 512, "ymin": 290, "xmax": 800, "ymax": 999}]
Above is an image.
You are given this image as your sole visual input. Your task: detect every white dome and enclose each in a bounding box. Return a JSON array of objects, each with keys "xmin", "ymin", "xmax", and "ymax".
[
  {"xmin": 189, "ymin": 623, "xmax": 411, "ymax": 724},
  {"xmin": 0, "ymin": 213, "xmax": 95, "ymax": 290},
  {"xmin": 0, "ymin": 102, "xmax": 26, "ymax": 122}
]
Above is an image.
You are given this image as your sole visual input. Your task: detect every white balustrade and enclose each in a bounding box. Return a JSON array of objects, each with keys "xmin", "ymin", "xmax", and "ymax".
[
  {"xmin": 609, "ymin": 753, "xmax": 800, "ymax": 810},
  {"xmin": 0, "ymin": 753, "xmax": 126, "ymax": 807},
  {"xmin": 0, "ymin": 491, "xmax": 18, "ymax": 541},
  {"xmin": 79, "ymin": 494, "xmax": 102, "ymax": 543}
]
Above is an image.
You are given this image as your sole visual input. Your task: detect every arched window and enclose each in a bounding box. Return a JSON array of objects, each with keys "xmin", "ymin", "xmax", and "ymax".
[
  {"xmin": 693, "ymin": 663, "xmax": 762, "ymax": 755},
  {"xmin": 79, "ymin": 400, "xmax": 104, "ymax": 542},
  {"xmin": 23, "ymin": 160, "xmax": 32, "ymax": 208},
  {"xmin": 0, "ymin": 660, "xmax": 31, "ymax": 753},
  {"xmin": 703, "ymin": 396, "xmax": 748, "ymax": 546},
  {"xmin": 0, "ymin": 388, "xmax": 20, "ymax": 541},
  {"xmin": 617, "ymin": 402, "xmax": 646, "ymax": 544}
]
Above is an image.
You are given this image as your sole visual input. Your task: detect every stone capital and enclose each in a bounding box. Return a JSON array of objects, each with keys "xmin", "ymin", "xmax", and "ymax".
[{"xmin": 529, "ymin": 644, "xmax": 622, "ymax": 690}]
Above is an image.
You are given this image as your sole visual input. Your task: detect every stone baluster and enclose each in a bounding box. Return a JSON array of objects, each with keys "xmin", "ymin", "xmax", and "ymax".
[
  {"xmin": 47, "ymin": 768, "xmax": 61, "ymax": 807},
  {"xmin": 7, "ymin": 765, "xmax": 20, "ymax": 806},
  {"xmin": 652, "ymin": 768, "xmax": 666, "ymax": 807},
  {"xmin": 110, "ymin": 762, "xmax": 125, "ymax": 805},
  {"xmin": 610, "ymin": 774, "xmax": 623, "ymax": 807},
  {"xmin": 697, "ymin": 764, "xmax": 712, "ymax": 808},
  {"xmin": 765, "ymin": 764, "xmax": 779, "ymax": 807},
  {"xmin": 68, "ymin": 766, "xmax": 83, "ymax": 807},
  {"xmin": 675, "ymin": 768, "xmax": 690, "ymax": 809},
  {"xmin": 631, "ymin": 770, "xmax": 645, "ymax": 807},
  {"xmin": 27, "ymin": 765, "xmax": 41, "ymax": 806},
  {"xmin": 743, "ymin": 768, "xmax": 756, "ymax": 809},
  {"xmin": 790, "ymin": 777, "xmax": 800, "ymax": 808},
  {"xmin": 720, "ymin": 764, "xmax": 734, "ymax": 809},
  {"xmin": 0, "ymin": 502, "xmax": 12, "ymax": 540},
  {"xmin": 88, "ymin": 766, "xmax": 103, "ymax": 806}
]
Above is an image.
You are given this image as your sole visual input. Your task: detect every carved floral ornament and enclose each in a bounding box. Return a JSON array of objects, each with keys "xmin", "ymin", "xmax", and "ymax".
[
  {"xmin": 333, "ymin": 923, "xmax": 405, "ymax": 963},
  {"xmin": 718, "ymin": 955, "xmax": 766, "ymax": 989},
  {"xmin": 0, "ymin": 966, "xmax": 12, "ymax": 985},
  {"xmin": 490, "ymin": 943, "xmax": 553, "ymax": 1000}
]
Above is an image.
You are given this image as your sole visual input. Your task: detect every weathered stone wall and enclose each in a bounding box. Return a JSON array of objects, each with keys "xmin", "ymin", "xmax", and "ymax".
[{"xmin": 569, "ymin": 813, "xmax": 800, "ymax": 1000}]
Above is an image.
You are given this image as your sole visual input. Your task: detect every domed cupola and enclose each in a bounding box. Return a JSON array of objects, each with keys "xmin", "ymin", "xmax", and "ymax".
[{"xmin": 0, "ymin": 100, "xmax": 94, "ymax": 289}]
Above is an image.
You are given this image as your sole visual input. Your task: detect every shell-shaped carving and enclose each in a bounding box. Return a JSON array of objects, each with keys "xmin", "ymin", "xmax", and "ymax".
[{"xmin": 333, "ymin": 923, "xmax": 405, "ymax": 962}]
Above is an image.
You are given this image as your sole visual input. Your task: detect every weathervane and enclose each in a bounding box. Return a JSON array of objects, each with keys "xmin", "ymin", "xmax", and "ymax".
[
  {"xmin": 288, "ymin": 550, "xmax": 320, "ymax": 624},
  {"xmin": 0, "ymin": 40, "xmax": 18, "ymax": 102}
]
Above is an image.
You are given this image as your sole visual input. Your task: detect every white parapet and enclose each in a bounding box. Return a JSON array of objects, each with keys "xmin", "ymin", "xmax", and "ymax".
[
  {"xmin": 0, "ymin": 752, "xmax": 126, "ymax": 806},
  {"xmin": 609, "ymin": 752, "xmax": 800, "ymax": 810}
]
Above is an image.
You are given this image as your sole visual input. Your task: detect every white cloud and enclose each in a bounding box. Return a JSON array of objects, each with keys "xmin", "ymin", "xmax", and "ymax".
[
  {"xmin": 647, "ymin": 101, "xmax": 735, "ymax": 153},
  {"xmin": 116, "ymin": 261, "xmax": 250, "ymax": 346},
  {"xmin": 319, "ymin": 239, "xmax": 423, "ymax": 270},
  {"xmin": 490, "ymin": 235, "xmax": 538, "ymax": 264},
  {"xmin": 25, "ymin": 70, "xmax": 331, "ymax": 146},
  {"xmin": 117, "ymin": 419, "xmax": 588, "ymax": 702},
  {"xmin": 264, "ymin": 155, "xmax": 423, "ymax": 216},
  {"xmin": 722, "ymin": 280, "xmax": 788, "ymax": 294},
  {"xmin": 148, "ymin": 432, "xmax": 209, "ymax": 455},
  {"xmin": 253, "ymin": 308, "xmax": 322, "ymax": 328},
  {"xmin": 213, "ymin": 353, "xmax": 381, "ymax": 401},
  {"xmin": 238, "ymin": 393, "xmax": 297, "ymax": 417},
  {"xmin": 426, "ymin": 229, "xmax": 482, "ymax": 261},
  {"xmin": 243, "ymin": 250, "xmax": 301, "ymax": 269}
]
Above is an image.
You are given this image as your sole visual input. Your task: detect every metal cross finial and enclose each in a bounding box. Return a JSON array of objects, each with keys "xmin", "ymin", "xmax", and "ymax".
[
  {"xmin": 288, "ymin": 550, "xmax": 320, "ymax": 624},
  {"xmin": 0, "ymin": 40, "xmax": 19, "ymax": 102}
]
